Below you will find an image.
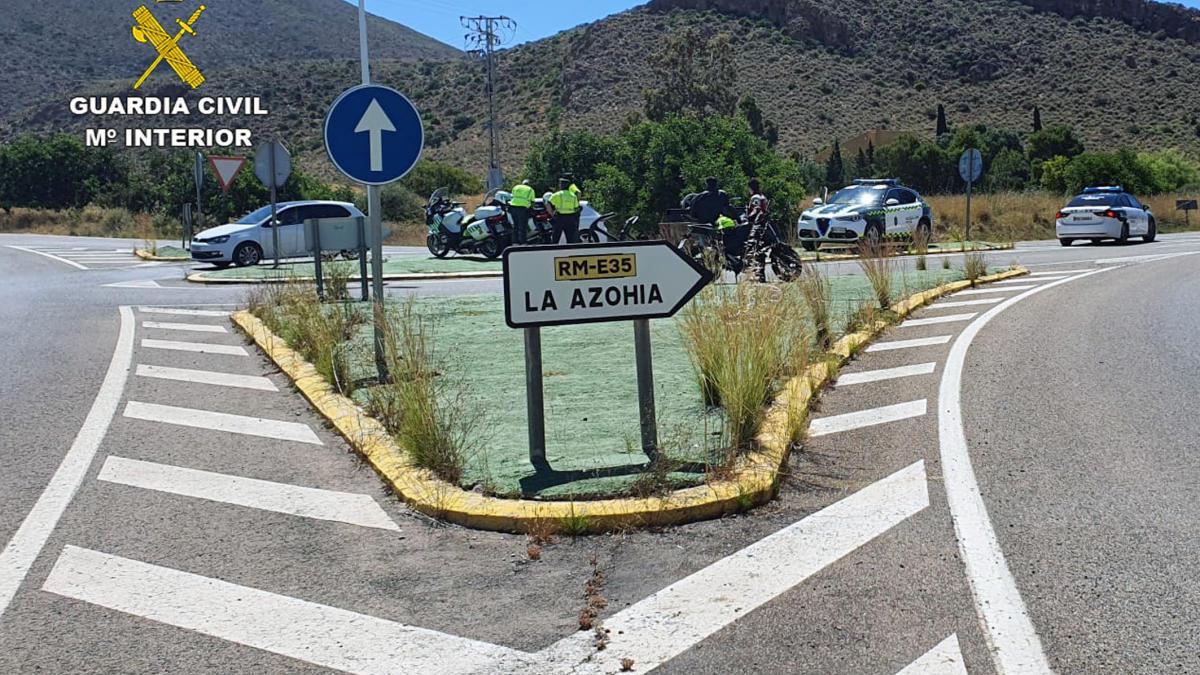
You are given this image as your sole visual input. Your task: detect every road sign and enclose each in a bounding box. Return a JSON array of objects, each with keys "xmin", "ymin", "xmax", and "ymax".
[
  {"xmin": 503, "ymin": 241, "xmax": 714, "ymax": 329},
  {"xmin": 324, "ymin": 84, "xmax": 423, "ymax": 186},
  {"xmin": 959, "ymin": 148, "xmax": 983, "ymax": 183},
  {"xmin": 255, "ymin": 141, "xmax": 291, "ymax": 189},
  {"xmin": 208, "ymin": 156, "xmax": 245, "ymax": 193},
  {"xmin": 1176, "ymin": 199, "xmax": 1197, "ymax": 211}
]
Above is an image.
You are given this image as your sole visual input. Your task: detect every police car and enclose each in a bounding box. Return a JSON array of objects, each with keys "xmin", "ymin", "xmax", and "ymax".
[
  {"xmin": 797, "ymin": 179, "xmax": 932, "ymax": 251},
  {"xmin": 1055, "ymin": 186, "xmax": 1156, "ymax": 246}
]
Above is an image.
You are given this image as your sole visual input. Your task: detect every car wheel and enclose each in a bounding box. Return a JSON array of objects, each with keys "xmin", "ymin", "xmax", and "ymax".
[
  {"xmin": 233, "ymin": 242, "xmax": 262, "ymax": 267},
  {"xmin": 1059, "ymin": 238, "xmax": 1074, "ymax": 247},
  {"xmin": 800, "ymin": 240, "xmax": 818, "ymax": 252},
  {"xmin": 916, "ymin": 219, "xmax": 933, "ymax": 242},
  {"xmin": 1143, "ymin": 219, "xmax": 1157, "ymax": 243},
  {"xmin": 1117, "ymin": 222, "xmax": 1130, "ymax": 244},
  {"xmin": 864, "ymin": 221, "xmax": 885, "ymax": 246}
]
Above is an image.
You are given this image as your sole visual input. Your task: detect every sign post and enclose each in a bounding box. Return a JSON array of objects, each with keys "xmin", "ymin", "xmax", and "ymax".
[
  {"xmin": 193, "ymin": 152, "xmax": 204, "ymax": 231},
  {"xmin": 255, "ymin": 140, "xmax": 292, "ymax": 268},
  {"xmin": 181, "ymin": 203, "xmax": 193, "ymax": 250},
  {"xmin": 503, "ymin": 241, "xmax": 713, "ymax": 467},
  {"xmin": 1177, "ymin": 199, "xmax": 1197, "ymax": 228},
  {"xmin": 959, "ymin": 148, "xmax": 983, "ymax": 245}
]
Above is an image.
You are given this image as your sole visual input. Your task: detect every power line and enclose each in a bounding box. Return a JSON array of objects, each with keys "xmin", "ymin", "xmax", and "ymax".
[{"xmin": 461, "ymin": 14, "xmax": 516, "ymax": 190}]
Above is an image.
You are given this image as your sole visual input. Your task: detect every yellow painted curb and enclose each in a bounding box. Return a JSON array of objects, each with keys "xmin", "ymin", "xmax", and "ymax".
[
  {"xmin": 233, "ymin": 266, "xmax": 1028, "ymax": 533},
  {"xmin": 134, "ymin": 248, "xmax": 190, "ymax": 262},
  {"xmin": 190, "ymin": 269, "xmax": 503, "ymax": 284}
]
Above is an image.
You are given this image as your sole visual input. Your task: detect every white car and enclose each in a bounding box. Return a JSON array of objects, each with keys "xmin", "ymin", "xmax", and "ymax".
[
  {"xmin": 190, "ymin": 201, "xmax": 366, "ymax": 267},
  {"xmin": 1056, "ymin": 187, "xmax": 1156, "ymax": 246},
  {"xmin": 797, "ymin": 179, "xmax": 932, "ymax": 251}
]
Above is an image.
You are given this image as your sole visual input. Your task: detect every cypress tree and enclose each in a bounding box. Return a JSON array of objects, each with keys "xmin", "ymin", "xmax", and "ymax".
[
  {"xmin": 825, "ymin": 140, "xmax": 845, "ymax": 186},
  {"xmin": 1033, "ymin": 105, "xmax": 1043, "ymax": 132},
  {"xmin": 936, "ymin": 104, "xmax": 949, "ymax": 136}
]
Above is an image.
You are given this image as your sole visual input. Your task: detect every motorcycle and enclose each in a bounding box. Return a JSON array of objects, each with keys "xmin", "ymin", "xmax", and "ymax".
[
  {"xmin": 425, "ymin": 187, "xmax": 507, "ymax": 259},
  {"xmin": 677, "ymin": 204, "xmax": 803, "ymax": 283}
]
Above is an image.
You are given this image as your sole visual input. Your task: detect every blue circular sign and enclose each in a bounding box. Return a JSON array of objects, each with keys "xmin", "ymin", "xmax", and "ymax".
[{"xmin": 324, "ymin": 84, "xmax": 423, "ymax": 186}]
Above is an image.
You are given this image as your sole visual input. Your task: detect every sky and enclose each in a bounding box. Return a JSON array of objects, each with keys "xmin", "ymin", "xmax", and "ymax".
[
  {"xmin": 352, "ymin": 0, "xmax": 643, "ymax": 48},
  {"xmin": 357, "ymin": 0, "xmax": 1200, "ymax": 49}
]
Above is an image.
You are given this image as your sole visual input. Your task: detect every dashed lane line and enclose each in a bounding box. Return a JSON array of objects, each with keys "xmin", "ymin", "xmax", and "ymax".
[
  {"xmin": 139, "ymin": 307, "xmax": 231, "ymax": 317},
  {"xmin": 136, "ymin": 364, "xmax": 277, "ymax": 391},
  {"xmin": 141, "ymin": 339, "xmax": 248, "ymax": 356},
  {"xmin": 0, "ymin": 307, "xmax": 134, "ymax": 617},
  {"xmin": 866, "ymin": 335, "xmax": 953, "ymax": 352},
  {"xmin": 142, "ymin": 321, "xmax": 228, "ymax": 334},
  {"xmin": 5, "ymin": 245, "xmax": 88, "ymax": 270},
  {"xmin": 900, "ymin": 313, "xmax": 977, "ymax": 328},
  {"xmin": 895, "ymin": 635, "xmax": 968, "ymax": 675},
  {"xmin": 42, "ymin": 546, "xmax": 527, "ymax": 675},
  {"xmin": 98, "ymin": 457, "xmax": 398, "ymax": 531},
  {"xmin": 809, "ymin": 400, "xmax": 927, "ymax": 437},
  {"xmin": 539, "ymin": 461, "xmax": 931, "ymax": 673},
  {"xmin": 957, "ymin": 285, "xmax": 1035, "ymax": 295},
  {"xmin": 933, "ymin": 297, "xmax": 1004, "ymax": 309},
  {"xmin": 123, "ymin": 401, "xmax": 323, "ymax": 445},
  {"xmin": 835, "ymin": 362, "xmax": 937, "ymax": 387}
]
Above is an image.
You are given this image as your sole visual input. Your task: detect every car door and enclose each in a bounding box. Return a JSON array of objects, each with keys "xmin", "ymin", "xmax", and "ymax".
[
  {"xmin": 884, "ymin": 189, "xmax": 905, "ymax": 232},
  {"xmin": 1124, "ymin": 194, "xmax": 1148, "ymax": 234},
  {"xmin": 307, "ymin": 204, "xmax": 354, "ymax": 254},
  {"xmin": 269, "ymin": 206, "xmax": 306, "ymax": 259},
  {"xmin": 898, "ymin": 190, "xmax": 922, "ymax": 231}
]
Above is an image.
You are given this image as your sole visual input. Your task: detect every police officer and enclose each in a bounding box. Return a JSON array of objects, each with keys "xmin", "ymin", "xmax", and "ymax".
[
  {"xmin": 547, "ymin": 177, "xmax": 582, "ymax": 244},
  {"xmin": 509, "ymin": 179, "xmax": 536, "ymax": 245}
]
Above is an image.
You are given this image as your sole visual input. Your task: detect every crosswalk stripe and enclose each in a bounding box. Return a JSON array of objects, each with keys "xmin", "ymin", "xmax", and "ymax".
[
  {"xmin": 895, "ymin": 635, "xmax": 968, "ymax": 675},
  {"xmin": 5, "ymin": 245, "xmax": 88, "ymax": 269},
  {"xmin": 136, "ymin": 364, "xmax": 276, "ymax": 391},
  {"xmin": 98, "ymin": 457, "xmax": 396, "ymax": 530},
  {"xmin": 957, "ymin": 285, "xmax": 1034, "ymax": 295},
  {"xmin": 123, "ymin": 401, "xmax": 322, "ymax": 445},
  {"xmin": 141, "ymin": 339, "xmax": 247, "ymax": 356},
  {"xmin": 809, "ymin": 400, "xmax": 927, "ymax": 437},
  {"xmin": 139, "ymin": 307, "xmax": 231, "ymax": 317},
  {"xmin": 901, "ymin": 313, "xmax": 976, "ymax": 328},
  {"xmin": 835, "ymin": 362, "xmax": 937, "ymax": 387},
  {"xmin": 1030, "ymin": 269, "xmax": 1089, "ymax": 276},
  {"xmin": 42, "ymin": 546, "xmax": 527, "ymax": 675},
  {"xmin": 996, "ymin": 277, "xmax": 1062, "ymax": 284},
  {"xmin": 866, "ymin": 335, "xmax": 952, "ymax": 352},
  {"xmin": 933, "ymin": 297, "xmax": 1004, "ymax": 309},
  {"xmin": 142, "ymin": 321, "xmax": 228, "ymax": 334}
]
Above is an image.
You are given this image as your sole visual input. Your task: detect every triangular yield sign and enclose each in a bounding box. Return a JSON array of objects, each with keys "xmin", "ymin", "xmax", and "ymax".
[{"xmin": 208, "ymin": 156, "xmax": 247, "ymax": 193}]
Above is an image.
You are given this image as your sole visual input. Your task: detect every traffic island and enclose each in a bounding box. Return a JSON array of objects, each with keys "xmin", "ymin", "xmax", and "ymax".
[
  {"xmin": 134, "ymin": 245, "xmax": 190, "ymax": 261},
  {"xmin": 233, "ymin": 266, "xmax": 1027, "ymax": 533}
]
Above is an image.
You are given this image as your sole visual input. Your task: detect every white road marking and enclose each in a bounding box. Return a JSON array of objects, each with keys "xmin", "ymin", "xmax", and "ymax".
[
  {"xmin": 105, "ymin": 280, "xmax": 162, "ymax": 289},
  {"xmin": 0, "ymin": 307, "xmax": 133, "ymax": 616},
  {"xmin": 98, "ymin": 457, "xmax": 397, "ymax": 531},
  {"xmin": 901, "ymin": 313, "xmax": 977, "ymax": 328},
  {"xmin": 835, "ymin": 362, "xmax": 937, "ymax": 387},
  {"xmin": 896, "ymin": 635, "xmax": 968, "ymax": 675},
  {"xmin": 934, "ymin": 297, "xmax": 1004, "ymax": 309},
  {"xmin": 996, "ymin": 277, "xmax": 1064, "ymax": 284},
  {"xmin": 123, "ymin": 401, "xmax": 322, "ymax": 445},
  {"xmin": 539, "ymin": 462, "xmax": 931, "ymax": 673},
  {"xmin": 1094, "ymin": 251, "xmax": 1199, "ymax": 265},
  {"xmin": 1030, "ymin": 269, "xmax": 1089, "ymax": 276},
  {"xmin": 139, "ymin": 307, "xmax": 231, "ymax": 317},
  {"xmin": 867, "ymin": 335, "xmax": 953, "ymax": 352},
  {"xmin": 5, "ymin": 245, "xmax": 88, "ymax": 269},
  {"xmin": 42, "ymin": 546, "xmax": 528, "ymax": 675},
  {"xmin": 142, "ymin": 321, "xmax": 228, "ymax": 334},
  {"xmin": 136, "ymin": 364, "xmax": 277, "ymax": 391},
  {"xmin": 809, "ymin": 400, "xmax": 927, "ymax": 437},
  {"xmin": 142, "ymin": 339, "xmax": 247, "ymax": 356},
  {"xmin": 957, "ymin": 285, "xmax": 1034, "ymax": 295}
]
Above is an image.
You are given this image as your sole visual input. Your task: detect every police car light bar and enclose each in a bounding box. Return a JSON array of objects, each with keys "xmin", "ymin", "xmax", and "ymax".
[
  {"xmin": 852, "ymin": 178, "xmax": 900, "ymax": 186},
  {"xmin": 1083, "ymin": 186, "xmax": 1123, "ymax": 193}
]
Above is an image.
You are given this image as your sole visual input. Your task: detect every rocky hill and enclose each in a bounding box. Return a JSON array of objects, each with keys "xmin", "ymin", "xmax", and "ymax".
[{"xmin": 4, "ymin": 0, "xmax": 1200, "ymax": 180}]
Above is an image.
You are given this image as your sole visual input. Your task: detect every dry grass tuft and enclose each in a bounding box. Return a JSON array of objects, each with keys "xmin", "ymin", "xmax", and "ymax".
[{"xmin": 857, "ymin": 240, "xmax": 893, "ymax": 309}]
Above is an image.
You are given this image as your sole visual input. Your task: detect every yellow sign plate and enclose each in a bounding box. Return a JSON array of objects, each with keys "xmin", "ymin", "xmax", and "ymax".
[{"xmin": 553, "ymin": 253, "xmax": 637, "ymax": 281}]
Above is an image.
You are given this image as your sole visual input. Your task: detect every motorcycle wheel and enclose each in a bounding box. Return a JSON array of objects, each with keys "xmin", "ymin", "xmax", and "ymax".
[
  {"xmin": 770, "ymin": 245, "xmax": 804, "ymax": 282},
  {"xmin": 480, "ymin": 237, "xmax": 502, "ymax": 260},
  {"xmin": 580, "ymin": 229, "xmax": 601, "ymax": 243},
  {"xmin": 427, "ymin": 233, "xmax": 450, "ymax": 258}
]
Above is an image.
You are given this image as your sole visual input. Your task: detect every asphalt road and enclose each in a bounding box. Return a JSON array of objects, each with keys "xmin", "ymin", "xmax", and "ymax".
[{"xmin": 1, "ymin": 231, "xmax": 1198, "ymax": 674}]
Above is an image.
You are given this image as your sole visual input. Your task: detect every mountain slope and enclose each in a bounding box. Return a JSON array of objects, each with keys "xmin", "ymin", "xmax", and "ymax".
[
  {"xmin": 4, "ymin": 0, "xmax": 1200, "ymax": 181},
  {"xmin": 0, "ymin": 0, "xmax": 458, "ymax": 120}
]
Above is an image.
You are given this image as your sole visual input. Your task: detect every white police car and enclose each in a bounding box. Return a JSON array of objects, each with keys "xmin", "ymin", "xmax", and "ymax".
[
  {"xmin": 1055, "ymin": 186, "xmax": 1156, "ymax": 246},
  {"xmin": 797, "ymin": 179, "xmax": 932, "ymax": 251},
  {"xmin": 190, "ymin": 201, "xmax": 365, "ymax": 267}
]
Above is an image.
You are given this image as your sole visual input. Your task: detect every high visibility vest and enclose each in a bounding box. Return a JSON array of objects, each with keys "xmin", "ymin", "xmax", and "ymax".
[
  {"xmin": 716, "ymin": 215, "xmax": 737, "ymax": 230},
  {"xmin": 511, "ymin": 184, "xmax": 536, "ymax": 207},
  {"xmin": 549, "ymin": 189, "xmax": 580, "ymax": 215}
]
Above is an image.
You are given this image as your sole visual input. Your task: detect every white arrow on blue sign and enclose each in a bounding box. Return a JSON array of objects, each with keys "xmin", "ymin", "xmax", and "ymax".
[{"xmin": 324, "ymin": 84, "xmax": 423, "ymax": 186}]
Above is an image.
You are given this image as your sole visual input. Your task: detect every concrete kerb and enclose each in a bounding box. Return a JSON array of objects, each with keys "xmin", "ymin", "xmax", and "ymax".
[
  {"xmin": 134, "ymin": 248, "xmax": 190, "ymax": 261},
  {"xmin": 231, "ymin": 266, "xmax": 1029, "ymax": 534}
]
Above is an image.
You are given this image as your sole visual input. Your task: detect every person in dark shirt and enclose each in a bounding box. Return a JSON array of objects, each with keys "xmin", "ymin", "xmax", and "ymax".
[{"xmin": 688, "ymin": 176, "xmax": 733, "ymax": 225}]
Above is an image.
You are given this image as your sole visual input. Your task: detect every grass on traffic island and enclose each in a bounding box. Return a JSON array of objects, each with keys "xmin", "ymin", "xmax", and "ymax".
[
  {"xmin": 134, "ymin": 245, "xmax": 190, "ymax": 261},
  {"xmin": 234, "ymin": 263, "xmax": 1028, "ymax": 533}
]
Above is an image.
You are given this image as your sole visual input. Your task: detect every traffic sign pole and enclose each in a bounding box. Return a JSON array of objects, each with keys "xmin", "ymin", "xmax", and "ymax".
[
  {"xmin": 369, "ymin": 186, "xmax": 387, "ymax": 382},
  {"xmin": 633, "ymin": 319, "xmax": 658, "ymax": 457},
  {"xmin": 965, "ymin": 174, "xmax": 973, "ymax": 246},
  {"xmin": 194, "ymin": 152, "xmax": 204, "ymax": 232},
  {"xmin": 959, "ymin": 148, "xmax": 983, "ymax": 248},
  {"xmin": 269, "ymin": 147, "xmax": 280, "ymax": 268},
  {"xmin": 524, "ymin": 327, "xmax": 547, "ymax": 468}
]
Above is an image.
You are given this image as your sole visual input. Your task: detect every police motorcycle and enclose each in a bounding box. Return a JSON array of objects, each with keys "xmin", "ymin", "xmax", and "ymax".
[
  {"xmin": 676, "ymin": 194, "xmax": 803, "ymax": 282},
  {"xmin": 425, "ymin": 187, "xmax": 507, "ymax": 259}
]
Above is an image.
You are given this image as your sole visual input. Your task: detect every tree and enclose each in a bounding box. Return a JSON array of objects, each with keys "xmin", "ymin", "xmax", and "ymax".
[
  {"xmin": 866, "ymin": 141, "xmax": 876, "ymax": 176},
  {"xmin": 852, "ymin": 148, "xmax": 870, "ymax": 181},
  {"xmin": 643, "ymin": 28, "xmax": 737, "ymax": 122},
  {"xmin": 936, "ymin": 104, "xmax": 949, "ymax": 136},
  {"xmin": 985, "ymin": 148, "xmax": 1030, "ymax": 192},
  {"xmin": 1032, "ymin": 105, "xmax": 1043, "ymax": 133},
  {"xmin": 1028, "ymin": 125, "xmax": 1084, "ymax": 163},
  {"xmin": 825, "ymin": 140, "xmax": 845, "ymax": 187},
  {"xmin": 738, "ymin": 95, "xmax": 780, "ymax": 147}
]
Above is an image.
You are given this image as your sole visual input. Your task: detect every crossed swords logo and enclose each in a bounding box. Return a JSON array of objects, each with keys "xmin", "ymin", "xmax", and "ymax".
[{"xmin": 131, "ymin": 4, "xmax": 207, "ymax": 90}]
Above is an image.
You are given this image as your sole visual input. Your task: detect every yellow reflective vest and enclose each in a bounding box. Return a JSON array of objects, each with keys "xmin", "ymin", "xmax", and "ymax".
[
  {"xmin": 716, "ymin": 215, "xmax": 737, "ymax": 230},
  {"xmin": 549, "ymin": 189, "xmax": 580, "ymax": 215},
  {"xmin": 510, "ymin": 183, "xmax": 536, "ymax": 208}
]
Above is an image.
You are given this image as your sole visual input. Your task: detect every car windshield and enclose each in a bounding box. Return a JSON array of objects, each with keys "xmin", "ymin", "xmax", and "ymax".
[
  {"xmin": 1067, "ymin": 194, "xmax": 1120, "ymax": 208},
  {"xmin": 236, "ymin": 205, "xmax": 276, "ymax": 224},
  {"xmin": 828, "ymin": 185, "xmax": 888, "ymax": 207}
]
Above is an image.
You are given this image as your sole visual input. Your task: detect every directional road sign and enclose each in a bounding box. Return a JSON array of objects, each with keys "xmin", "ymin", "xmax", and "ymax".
[
  {"xmin": 324, "ymin": 84, "xmax": 423, "ymax": 186},
  {"xmin": 208, "ymin": 155, "xmax": 245, "ymax": 193},
  {"xmin": 959, "ymin": 148, "xmax": 983, "ymax": 183},
  {"xmin": 255, "ymin": 141, "xmax": 291, "ymax": 189},
  {"xmin": 503, "ymin": 241, "xmax": 714, "ymax": 329}
]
